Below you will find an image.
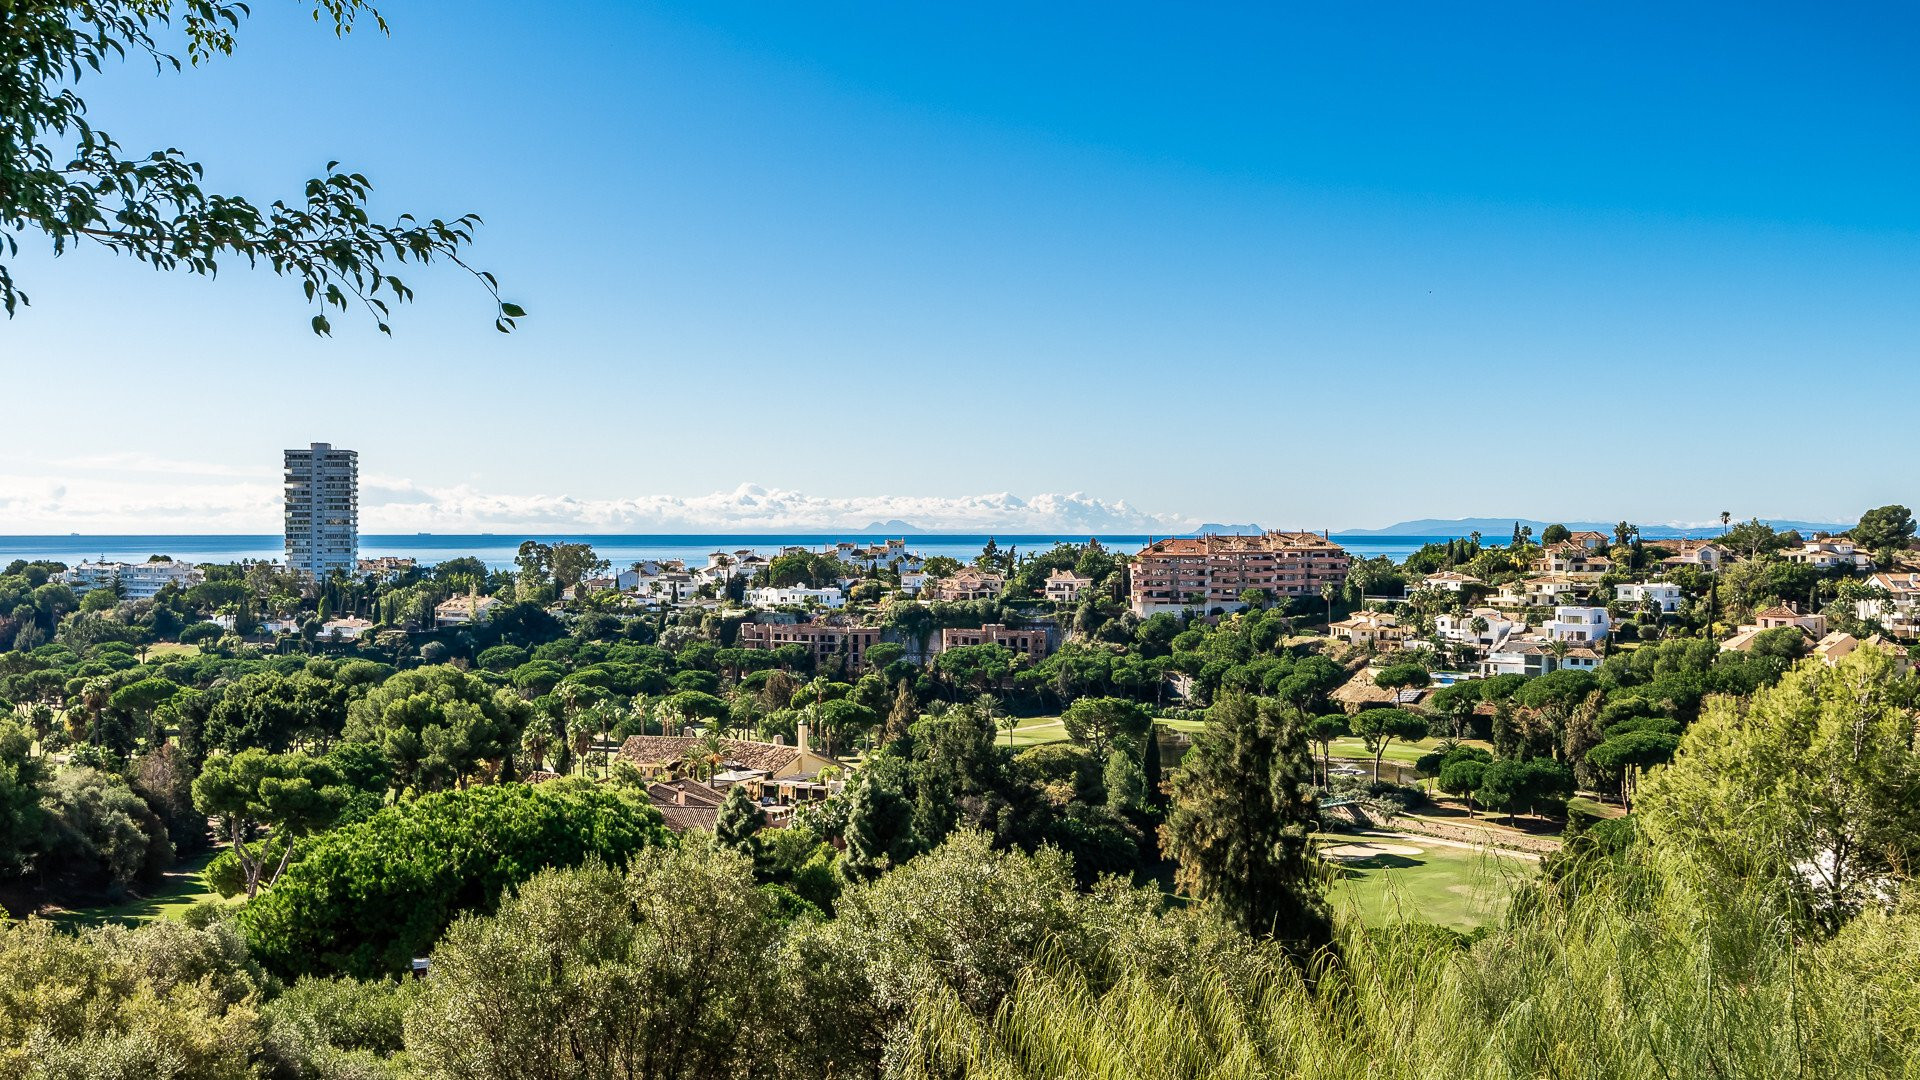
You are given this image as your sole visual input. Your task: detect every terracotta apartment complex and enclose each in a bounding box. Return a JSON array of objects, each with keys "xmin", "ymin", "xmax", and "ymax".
[
  {"xmin": 736, "ymin": 620, "xmax": 884, "ymax": 668},
  {"xmin": 1128, "ymin": 531, "xmax": 1351, "ymax": 615}
]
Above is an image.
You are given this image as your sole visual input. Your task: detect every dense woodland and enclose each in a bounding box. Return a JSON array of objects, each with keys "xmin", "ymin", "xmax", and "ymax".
[{"xmin": 1, "ymin": 508, "xmax": 1917, "ymax": 1076}]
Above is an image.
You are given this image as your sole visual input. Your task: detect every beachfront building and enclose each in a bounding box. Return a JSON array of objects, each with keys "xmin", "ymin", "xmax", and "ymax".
[
  {"xmin": 284, "ymin": 442, "xmax": 358, "ymax": 579},
  {"xmin": 55, "ymin": 559, "xmax": 201, "ymax": 599}
]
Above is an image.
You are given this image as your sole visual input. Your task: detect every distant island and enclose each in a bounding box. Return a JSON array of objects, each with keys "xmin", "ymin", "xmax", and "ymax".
[
  {"xmin": 1342, "ymin": 516, "xmax": 1852, "ymax": 537},
  {"xmin": 1183, "ymin": 523, "xmax": 1263, "ymax": 535}
]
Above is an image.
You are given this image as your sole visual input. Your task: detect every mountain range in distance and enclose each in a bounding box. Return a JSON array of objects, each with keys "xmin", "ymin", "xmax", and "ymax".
[
  {"xmin": 1342, "ymin": 517, "xmax": 1851, "ymax": 538},
  {"xmin": 856, "ymin": 520, "xmax": 1265, "ymax": 536}
]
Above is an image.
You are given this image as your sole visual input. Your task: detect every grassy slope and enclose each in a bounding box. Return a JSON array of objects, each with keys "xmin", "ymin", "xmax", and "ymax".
[
  {"xmin": 46, "ymin": 849, "xmax": 236, "ymax": 929},
  {"xmin": 1324, "ymin": 841, "xmax": 1533, "ymax": 932}
]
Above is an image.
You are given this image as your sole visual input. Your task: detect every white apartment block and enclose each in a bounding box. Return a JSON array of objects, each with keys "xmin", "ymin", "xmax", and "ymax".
[
  {"xmin": 285, "ymin": 443, "xmax": 358, "ymax": 579},
  {"xmin": 1615, "ymin": 581, "xmax": 1684, "ymax": 614},
  {"xmin": 56, "ymin": 559, "xmax": 202, "ymax": 599}
]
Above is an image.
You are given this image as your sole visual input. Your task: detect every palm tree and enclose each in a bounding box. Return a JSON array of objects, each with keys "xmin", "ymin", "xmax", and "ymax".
[
  {"xmin": 1546, "ymin": 637, "xmax": 1571, "ymax": 672},
  {"xmin": 25, "ymin": 704, "xmax": 54, "ymax": 754},
  {"xmin": 78, "ymin": 677, "xmax": 111, "ymax": 745},
  {"xmin": 522, "ymin": 721, "xmax": 553, "ymax": 773},
  {"xmin": 567, "ymin": 713, "xmax": 596, "ymax": 777},
  {"xmin": 1720, "ymin": 510, "xmax": 1732, "ymax": 530},
  {"xmin": 1319, "ymin": 581, "xmax": 1339, "ymax": 627},
  {"xmin": 680, "ymin": 729, "xmax": 727, "ymax": 782}
]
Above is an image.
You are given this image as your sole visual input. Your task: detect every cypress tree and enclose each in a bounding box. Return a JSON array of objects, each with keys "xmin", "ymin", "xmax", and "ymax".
[
  {"xmin": 1159, "ymin": 694, "xmax": 1331, "ymax": 954},
  {"xmin": 883, "ymin": 680, "xmax": 918, "ymax": 745},
  {"xmin": 1141, "ymin": 722, "xmax": 1164, "ymax": 807}
]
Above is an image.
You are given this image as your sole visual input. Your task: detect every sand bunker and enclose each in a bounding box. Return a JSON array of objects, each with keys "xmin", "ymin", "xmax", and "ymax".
[{"xmin": 1320, "ymin": 841, "xmax": 1425, "ymax": 860}]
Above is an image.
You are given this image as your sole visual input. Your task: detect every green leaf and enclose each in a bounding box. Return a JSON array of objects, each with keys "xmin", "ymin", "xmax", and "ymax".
[
  {"xmin": 499, "ymin": 302, "xmax": 526, "ymax": 318},
  {"xmin": 311, "ymin": 314, "xmax": 331, "ymax": 336}
]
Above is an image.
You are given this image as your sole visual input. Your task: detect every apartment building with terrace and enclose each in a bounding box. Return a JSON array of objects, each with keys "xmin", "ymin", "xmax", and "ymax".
[
  {"xmin": 1128, "ymin": 531, "xmax": 1350, "ymax": 616},
  {"xmin": 736, "ymin": 619, "xmax": 884, "ymax": 668},
  {"xmin": 935, "ymin": 623, "xmax": 1050, "ymax": 661}
]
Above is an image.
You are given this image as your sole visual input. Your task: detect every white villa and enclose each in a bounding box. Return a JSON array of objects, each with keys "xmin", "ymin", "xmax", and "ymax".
[
  {"xmin": 1482, "ymin": 636, "xmax": 1602, "ymax": 677},
  {"xmin": 1785, "ymin": 538, "xmax": 1874, "ymax": 571},
  {"xmin": 434, "ymin": 593, "xmax": 504, "ymax": 627},
  {"xmin": 1653, "ymin": 539, "xmax": 1727, "ymax": 571},
  {"xmin": 746, "ymin": 586, "xmax": 846, "ymax": 610},
  {"xmin": 1432, "ymin": 607, "xmax": 1521, "ymax": 650},
  {"xmin": 1856, "ymin": 572, "xmax": 1920, "ymax": 637},
  {"xmin": 1493, "ymin": 574, "xmax": 1590, "ymax": 609},
  {"xmin": 1615, "ymin": 581, "xmax": 1684, "ymax": 614},
  {"xmin": 1421, "ymin": 570, "xmax": 1485, "ymax": 593},
  {"xmin": 1543, "ymin": 605, "xmax": 1610, "ymax": 643}
]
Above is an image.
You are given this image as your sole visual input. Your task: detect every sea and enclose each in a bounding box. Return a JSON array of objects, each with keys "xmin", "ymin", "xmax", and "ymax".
[{"xmin": 0, "ymin": 532, "xmax": 1474, "ymax": 570}]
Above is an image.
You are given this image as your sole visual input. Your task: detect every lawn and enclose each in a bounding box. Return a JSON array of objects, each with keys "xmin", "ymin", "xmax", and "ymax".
[
  {"xmin": 1326, "ymin": 735, "xmax": 1493, "ymax": 766},
  {"xmin": 1321, "ymin": 837, "xmax": 1534, "ymax": 932},
  {"xmin": 1001, "ymin": 715, "xmax": 1067, "ymax": 747},
  {"xmin": 144, "ymin": 641, "xmax": 202, "ymax": 659},
  {"xmin": 999, "ymin": 715, "xmax": 1205, "ymax": 749},
  {"xmin": 46, "ymin": 849, "xmax": 236, "ymax": 929}
]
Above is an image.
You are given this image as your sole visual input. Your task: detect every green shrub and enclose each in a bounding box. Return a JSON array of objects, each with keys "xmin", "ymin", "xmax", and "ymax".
[{"xmin": 236, "ymin": 779, "xmax": 667, "ymax": 978}]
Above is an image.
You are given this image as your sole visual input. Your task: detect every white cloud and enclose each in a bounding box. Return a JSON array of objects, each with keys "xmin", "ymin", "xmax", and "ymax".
[{"xmin": 0, "ymin": 474, "xmax": 1197, "ymax": 533}]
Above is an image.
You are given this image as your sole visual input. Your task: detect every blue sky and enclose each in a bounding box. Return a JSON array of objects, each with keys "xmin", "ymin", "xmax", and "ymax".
[{"xmin": 2, "ymin": 2, "xmax": 1915, "ymax": 533}]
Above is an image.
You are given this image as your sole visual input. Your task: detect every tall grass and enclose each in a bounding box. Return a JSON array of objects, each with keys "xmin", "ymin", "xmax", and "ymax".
[{"xmin": 902, "ymin": 845, "xmax": 1920, "ymax": 1079}]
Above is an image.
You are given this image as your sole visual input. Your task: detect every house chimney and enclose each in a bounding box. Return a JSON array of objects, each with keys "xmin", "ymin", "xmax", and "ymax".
[
  {"xmin": 677, "ymin": 787, "xmax": 688, "ymax": 806},
  {"xmin": 797, "ymin": 722, "xmax": 811, "ymax": 755}
]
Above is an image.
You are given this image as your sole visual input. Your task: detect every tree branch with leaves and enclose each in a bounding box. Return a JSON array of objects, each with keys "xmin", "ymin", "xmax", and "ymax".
[{"xmin": 1, "ymin": 0, "xmax": 523, "ymax": 332}]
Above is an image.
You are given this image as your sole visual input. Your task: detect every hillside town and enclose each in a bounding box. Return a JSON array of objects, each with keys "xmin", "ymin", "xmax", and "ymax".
[
  {"xmin": 8, "ymin": 1, "xmax": 1918, "ymax": 1072},
  {"xmin": 9, "ymin": 448, "xmax": 1920, "ymax": 857}
]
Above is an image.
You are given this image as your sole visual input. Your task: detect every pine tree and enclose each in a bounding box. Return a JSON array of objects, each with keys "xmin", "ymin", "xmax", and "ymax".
[
  {"xmin": 842, "ymin": 773, "xmax": 916, "ymax": 881},
  {"xmin": 714, "ymin": 783, "xmax": 766, "ymax": 855},
  {"xmin": 1159, "ymin": 695, "xmax": 1331, "ymax": 952}
]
